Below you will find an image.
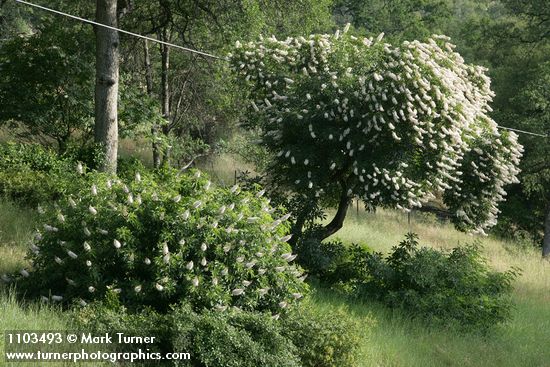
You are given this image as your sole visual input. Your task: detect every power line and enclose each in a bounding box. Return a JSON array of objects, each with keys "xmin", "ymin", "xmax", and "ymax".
[
  {"xmin": 11, "ymin": 0, "xmax": 550, "ymax": 140},
  {"xmin": 13, "ymin": 0, "xmax": 227, "ymax": 61},
  {"xmin": 497, "ymin": 125, "xmax": 548, "ymax": 138}
]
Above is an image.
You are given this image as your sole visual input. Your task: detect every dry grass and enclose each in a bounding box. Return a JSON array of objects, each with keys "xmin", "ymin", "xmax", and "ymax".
[
  {"xmin": 0, "ymin": 200, "xmax": 37, "ymax": 276},
  {"xmin": 195, "ymin": 153, "xmax": 256, "ymax": 187},
  {"xmin": 118, "ymin": 137, "xmax": 154, "ymax": 167}
]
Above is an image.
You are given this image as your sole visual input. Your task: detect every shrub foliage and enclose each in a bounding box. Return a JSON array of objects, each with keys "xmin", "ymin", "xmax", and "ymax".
[
  {"xmin": 295, "ymin": 235, "xmax": 370, "ymax": 284},
  {"xmin": 280, "ymin": 303, "xmax": 361, "ymax": 367},
  {"xmin": 359, "ymin": 233, "xmax": 518, "ymax": 329},
  {"xmin": 74, "ymin": 299, "xmax": 361, "ymax": 367},
  {"xmin": 15, "ymin": 168, "xmax": 308, "ymax": 315},
  {"xmin": 0, "ymin": 143, "xmax": 79, "ymax": 206},
  {"xmin": 171, "ymin": 304, "xmax": 301, "ymax": 367}
]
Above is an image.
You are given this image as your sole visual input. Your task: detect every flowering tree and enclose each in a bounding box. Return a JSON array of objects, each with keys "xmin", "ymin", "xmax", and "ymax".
[{"xmin": 229, "ymin": 26, "xmax": 523, "ymax": 242}]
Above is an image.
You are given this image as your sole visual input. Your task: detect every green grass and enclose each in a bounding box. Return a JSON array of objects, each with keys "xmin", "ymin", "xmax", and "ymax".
[
  {"xmin": 312, "ymin": 288, "xmax": 550, "ymax": 367},
  {"xmin": 0, "ymin": 290, "xmax": 111, "ymax": 367},
  {"xmin": 0, "ymin": 200, "xmax": 37, "ymax": 277},
  {"xmin": 118, "ymin": 137, "xmax": 154, "ymax": 168},
  {"xmin": 0, "ymin": 290, "xmax": 69, "ymax": 344},
  {"xmin": 0, "ymin": 200, "xmax": 77, "ymax": 366},
  {"xmin": 0, "ymin": 201, "xmax": 112, "ymax": 367},
  {"xmin": 1, "ymin": 197, "xmax": 549, "ymax": 367}
]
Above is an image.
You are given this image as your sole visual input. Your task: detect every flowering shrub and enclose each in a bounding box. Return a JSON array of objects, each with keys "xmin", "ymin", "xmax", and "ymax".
[
  {"xmin": 229, "ymin": 26, "xmax": 523, "ymax": 235},
  {"xmin": 14, "ymin": 167, "xmax": 308, "ymax": 315}
]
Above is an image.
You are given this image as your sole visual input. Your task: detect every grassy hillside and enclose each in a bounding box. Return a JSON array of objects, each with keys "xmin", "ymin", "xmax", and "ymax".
[
  {"xmin": 1, "ymin": 199, "xmax": 549, "ymax": 366},
  {"xmin": 320, "ymin": 208, "xmax": 550, "ymax": 367}
]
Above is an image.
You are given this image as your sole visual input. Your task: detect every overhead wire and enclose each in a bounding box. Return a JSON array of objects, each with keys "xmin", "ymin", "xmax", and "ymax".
[
  {"xmin": 495, "ymin": 125, "xmax": 547, "ymax": 138},
  {"xmin": 13, "ymin": 0, "xmax": 227, "ymax": 61},
  {"xmin": 11, "ymin": 0, "xmax": 550, "ymax": 139}
]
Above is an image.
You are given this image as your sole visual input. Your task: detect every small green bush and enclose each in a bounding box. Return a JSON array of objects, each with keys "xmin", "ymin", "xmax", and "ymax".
[
  {"xmin": 359, "ymin": 233, "xmax": 518, "ymax": 330},
  {"xmin": 0, "ymin": 142, "xmax": 80, "ymax": 205},
  {"xmin": 0, "ymin": 169, "xmax": 56, "ymax": 205},
  {"xmin": 0, "ymin": 142, "xmax": 67, "ymax": 172},
  {"xmin": 280, "ymin": 303, "xmax": 361, "ymax": 367},
  {"xmin": 116, "ymin": 156, "xmax": 148, "ymax": 180},
  {"xmin": 296, "ymin": 235, "xmax": 371, "ymax": 285},
  {"xmin": 74, "ymin": 299, "xmax": 361, "ymax": 367},
  {"xmin": 16, "ymin": 168, "xmax": 308, "ymax": 314},
  {"xmin": 170, "ymin": 304, "xmax": 300, "ymax": 367},
  {"xmin": 62, "ymin": 142, "xmax": 105, "ymax": 171},
  {"xmin": 72, "ymin": 293, "xmax": 170, "ymax": 355}
]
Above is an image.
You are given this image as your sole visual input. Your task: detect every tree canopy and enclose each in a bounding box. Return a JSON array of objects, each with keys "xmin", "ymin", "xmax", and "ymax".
[
  {"xmin": 230, "ymin": 27, "xmax": 522, "ymax": 240},
  {"xmin": 0, "ymin": 20, "xmax": 94, "ymax": 151}
]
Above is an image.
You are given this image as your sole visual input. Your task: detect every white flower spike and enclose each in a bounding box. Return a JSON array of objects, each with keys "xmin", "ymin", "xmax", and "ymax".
[{"xmin": 232, "ymin": 288, "xmax": 244, "ymax": 296}]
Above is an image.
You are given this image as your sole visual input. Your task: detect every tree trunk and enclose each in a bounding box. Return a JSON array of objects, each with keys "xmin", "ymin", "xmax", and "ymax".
[
  {"xmin": 288, "ymin": 207, "xmax": 310, "ymax": 247},
  {"xmin": 160, "ymin": 28, "xmax": 171, "ymax": 166},
  {"xmin": 94, "ymin": 0, "xmax": 119, "ymax": 174},
  {"xmin": 56, "ymin": 136, "xmax": 69, "ymax": 155},
  {"xmin": 543, "ymin": 204, "xmax": 550, "ymax": 258},
  {"xmin": 289, "ymin": 179, "xmax": 351, "ymax": 246},
  {"xmin": 144, "ymin": 39, "xmax": 161, "ymax": 168},
  {"xmin": 319, "ymin": 179, "xmax": 351, "ymax": 240}
]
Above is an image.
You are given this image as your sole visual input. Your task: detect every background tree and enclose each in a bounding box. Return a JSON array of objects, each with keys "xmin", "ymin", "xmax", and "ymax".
[
  {"xmin": 3, "ymin": 0, "xmax": 334, "ymax": 170},
  {"xmin": 496, "ymin": 0, "xmax": 550, "ymax": 257},
  {"xmin": 94, "ymin": 0, "xmax": 120, "ymax": 173},
  {"xmin": 333, "ymin": 0, "xmax": 451, "ymax": 40},
  {"xmin": 0, "ymin": 20, "xmax": 94, "ymax": 152},
  {"xmin": 0, "ymin": 1, "xmax": 157, "ymax": 159},
  {"xmin": 230, "ymin": 28, "xmax": 522, "ymax": 244},
  {"xmin": 451, "ymin": 0, "xmax": 550, "ymax": 255},
  {"xmin": 0, "ymin": 0, "xmax": 34, "ymax": 37},
  {"xmin": 118, "ymin": 0, "xmax": 335, "ymax": 167},
  {"xmin": 509, "ymin": 63, "xmax": 550, "ymax": 256}
]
